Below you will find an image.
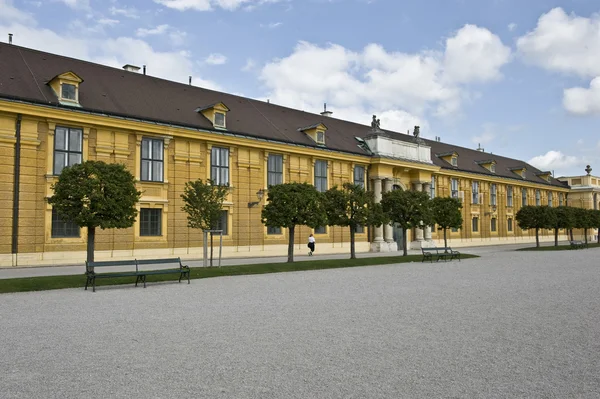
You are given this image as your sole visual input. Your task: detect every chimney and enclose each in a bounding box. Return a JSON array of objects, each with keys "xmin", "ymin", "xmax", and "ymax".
[
  {"xmin": 320, "ymin": 103, "xmax": 333, "ymax": 117},
  {"xmin": 122, "ymin": 64, "xmax": 140, "ymax": 73},
  {"xmin": 477, "ymin": 143, "xmax": 485, "ymax": 152},
  {"xmin": 8, "ymin": 33, "xmax": 13, "ymax": 44},
  {"xmin": 188, "ymin": 76, "xmax": 192, "ymax": 86},
  {"xmin": 143, "ymin": 65, "xmax": 146, "ymax": 75}
]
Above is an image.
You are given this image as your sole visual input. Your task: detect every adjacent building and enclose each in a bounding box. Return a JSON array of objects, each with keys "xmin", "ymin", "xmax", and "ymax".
[{"xmin": 0, "ymin": 43, "xmax": 574, "ymax": 266}]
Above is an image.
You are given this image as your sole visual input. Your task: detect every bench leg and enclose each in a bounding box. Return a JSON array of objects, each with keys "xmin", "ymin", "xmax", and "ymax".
[
  {"xmin": 85, "ymin": 276, "xmax": 89, "ymax": 291},
  {"xmin": 143, "ymin": 275, "xmax": 146, "ymax": 288},
  {"xmin": 92, "ymin": 277, "xmax": 96, "ymax": 293}
]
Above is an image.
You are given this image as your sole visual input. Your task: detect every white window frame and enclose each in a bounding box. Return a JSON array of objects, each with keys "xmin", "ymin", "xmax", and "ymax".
[{"xmin": 472, "ymin": 181, "xmax": 479, "ymax": 204}]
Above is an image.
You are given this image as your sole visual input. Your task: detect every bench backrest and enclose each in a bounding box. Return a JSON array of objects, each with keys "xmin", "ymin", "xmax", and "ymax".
[
  {"xmin": 421, "ymin": 247, "xmax": 438, "ymax": 251},
  {"xmin": 135, "ymin": 257, "xmax": 182, "ymax": 267},
  {"xmin": 86, "ymin": 260, "xmax": 137, "ymax": 273}
]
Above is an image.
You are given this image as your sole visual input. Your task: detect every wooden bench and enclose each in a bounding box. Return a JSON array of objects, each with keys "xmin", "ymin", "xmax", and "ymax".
[
  {"xmin": 570, "ymin": 240, "xmax": 587, "ymax": 250},
  {"xmin": 85, "ymin": 259, "xmax": 144, "ymax": 293},
  {"xmin": 85, "ymin": 257, "xmax": 190, "ymax": 292},
  {"xmin": 421, "ymin": 247, "xmax": 461, "ymax": 263},
  {"xmin": 135, "ymin": 258, "xmax": 190, "ymax": 287}
]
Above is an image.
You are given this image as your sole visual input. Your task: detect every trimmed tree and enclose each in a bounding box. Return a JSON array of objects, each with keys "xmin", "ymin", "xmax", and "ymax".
[
  {"xmin": 431, "ymin": 197, "xmax": 463, "ymax": 248},
  {"xmin": 590, "ymin": 210, "xmax": 600, "ymax": 244},
  {"xmin": 48, "ymin": 160, "xmax": 141, "ymax": 263},
  {"xmin": 181, "ymin": 179, "xmax": 229, "ymax": 266},
  {"xmin": 572, "ymin": 207, "xmax": 595, "ymax": 244},
  {"xmin": 515, "ymin": 205, "xmax": 554, "ymax": 247},
  {"xmin": 323, "ymin": 183, "xmax": 387, "ymax": 259},
  {"xmin": 551, "ymin": 206, "xmax": 574, "ymax": 246},
  {"xmin": 262, "ymin": 183, "xmax": 327, "ymax": 263},
  {"xmin": 381, "ymin": 189, "xmax": 433, "ymax": 256}
]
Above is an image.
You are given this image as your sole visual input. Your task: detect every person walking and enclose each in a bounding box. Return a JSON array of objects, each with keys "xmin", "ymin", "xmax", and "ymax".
[{"xmin": 307, "ymin": 233, "xmax": 316, "ymax": 256}]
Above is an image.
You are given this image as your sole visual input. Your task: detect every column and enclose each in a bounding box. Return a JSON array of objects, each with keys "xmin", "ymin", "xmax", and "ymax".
[
  {"xmin": 372, "ymin": 178, "xmax": 384, "ymax": 244},
  {"xmin": 412, "ymin": 182, "xmax": 424, "ymax": 241},
  {"xmin": 383, "ymin": 179, "xmax": 394, "ymax": 243},
  {"xmin": 422, "ymin": 182, "xmax": 432, "ymax": 241}
]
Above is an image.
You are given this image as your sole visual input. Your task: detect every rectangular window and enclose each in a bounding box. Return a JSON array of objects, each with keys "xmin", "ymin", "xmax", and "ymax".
[
  {"xmin": 508, "ymin": 218, "xmax": 513, "ymax": 232},
  {"xmin": 214, "ymin": 112, "xmax": 225, "ymax": 127},
  {"xmin": 472, "ymin": 181, "xmax": 479, "ymax": 204},
  {"xmin": 211, "ymin": 147, "xmax": 229, "ymax": 186},
  {"xmin": 316, "ymin": 131, "xmax": 325, "ymax": 144},
  {"xmin": 548, "ymin": 192, "xmax": 553, "ymax": 207},
  {"xmin": 451, "ymin": 178, "xmax": 459, "ymax": 198},
  {"xmin": 267, "ymin": 154, "xmax": 283, "ymax": 187},
  {"xmin": 491, "ymin": 184, "xmax": 497, "ymax": 206},
  {"xmin": 314, "ymin": 160, "xmax": 328, "ymax": 192},
  {"xmin": 430, "ymin": 176, "xmax": 436, "ymax": 198},
  {"xmin": 140, "ymin": 209, "xmax": 162, "ymax": 236},
  {"xmin": 491, "ymin": 218, "xmax": 497, "ymax": 232},
  {"xmin": 472, "ymin": 217, "xmax": 479, "ymax": 233},
  {"xmin": 354, "ymin": 166, "xmax": 365, "ymax": 188},
  {"xmin": 522, "ymin": 188, "xmax": 527, "ymax": 207},
  {"xmin": 536, "ymin": 189, "xmax": 541, "ymax": 206},
  {"xmin": 355, "ymin": 225, "xmax": 364, "ymax": 234},
  {"xmin": 54, "ymin": 126, "xmax": 83, "ymax": 175},
  {"xmin": 214, "ymin": 211, "xmax": 228, "ymax": 235},
  {"xmin": 141, "ymin": 138, "xmax": 164, "ymax": 182},
  {"xmin": 451, "ymin": 157, "xmax": 457, "ymax": 166},
  {"xmin": 507, "ymin": 186, "xmax": 513, "ymax": 207},
  {"xmin": 451, "ymin": 227, "xmax": 459, "ymax": 233},
  {"xmin": 61, "ymin": 83, "xmax": 76, "ymax": 100},
  {"xmin": 315, "ymin": 226, "xmax": 327, "ymax": 234},
  {"xmin": 490, "ymin": 164, "xmax": 496, "ymax": 173},
  {"xmin": 51, "ymin": 208, "xmax": 80, "ymax": 238},
  {"xmin": 559, "ymin": 194, "xmax": 564, "ymax": 206},
  {"xmin": 267, "ymin": 226, "xmax": 282, "ymax": 235}
]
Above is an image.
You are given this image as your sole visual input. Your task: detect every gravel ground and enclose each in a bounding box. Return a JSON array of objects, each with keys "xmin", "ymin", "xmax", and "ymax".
[{"xmin": 1, "ymin": 249, "xmax": 599, "ymax": 398}]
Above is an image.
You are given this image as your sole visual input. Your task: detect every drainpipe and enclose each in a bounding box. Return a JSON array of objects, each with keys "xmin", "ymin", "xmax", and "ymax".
[{"xmin": 12, "ymin": 114, "xmax": 22, "ymax": 264}]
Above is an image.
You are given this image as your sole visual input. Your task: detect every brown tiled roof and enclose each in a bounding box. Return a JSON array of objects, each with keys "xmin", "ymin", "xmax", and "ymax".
[{"xmin": 0, "ymin": 43, "xmax": 567, "ymax": 188}]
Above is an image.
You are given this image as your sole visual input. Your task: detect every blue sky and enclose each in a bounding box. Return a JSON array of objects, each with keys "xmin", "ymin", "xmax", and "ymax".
[{"xmin": 2, "ymin": 0, "xmax": 600, "ymax": 177}]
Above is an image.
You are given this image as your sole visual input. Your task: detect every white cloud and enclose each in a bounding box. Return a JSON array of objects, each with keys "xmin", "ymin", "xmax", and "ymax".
[
  {"xmin": 508, "ymin": 23, "xmax": 517, "ymax": 32},
  {"xmin": 563, "ymin": 77, "xmax": 600, "ymax": 115},
  {"xmin": 528, "ymin": 150, "xmax": 579, "ymax": 171},
  {"xmin": 154, "ymin": 0, "xmax": 281, "ymax": 11},
  {"xmin": 242, "ymin": 58, "xmax": 256, "ymax": 71},
  {"xmin": 517, "ymin": 8, "xmax": 600, "ymax": 77},
  {"xmin": 109, "ymin": 6, "xmax": 140, "ymax": 19},
  {"xmin": 97, "ymin": 18, "xmax": 119, "ymax": 26},
  {"xmin": 260, "ymin": 24, "xmax": 510, "ymax": 133},
  {"xmin": 472, "ymin": 123, "xmax": 496, "ymax": 146},
  {"xmin": 204, "ymin": 53, "xmax": 227, "ymax": 65},
  {"xmin": 0, "ymin": 0, "xmax": 35, "ymax": 24},
  {"xmin": 136, "ymin": 24, "xmax": 170, "ymax": 37},
  {"xmin": 58, "ymin": 0, "xmax": 90, "ymax": 9},
  {"xmin": 0, "ymin": 7, "xmax": 220, "ymax": 91},
  {"xmin": 260, "ymin": 22, "xmax": 282, "ymax": 29}
]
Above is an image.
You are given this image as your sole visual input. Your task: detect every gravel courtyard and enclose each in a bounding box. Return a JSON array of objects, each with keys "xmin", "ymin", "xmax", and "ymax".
[{"xmin": 1, "ymin": 250, "xmax": 599, "ymax": 398}]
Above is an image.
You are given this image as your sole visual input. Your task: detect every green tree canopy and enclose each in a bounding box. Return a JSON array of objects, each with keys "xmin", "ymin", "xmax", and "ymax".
[
  {"xmin": 181, "ymin": 179, "xmax": 230, "ymax": 266},
  {"xmin": 431, "ymin": 197, "xmax": 463, "ymax": 248},
  {"xmin": 572, "ymin": 207, "xmax": 596, "ymax": 244},
  {"xmin": 589, "ymin": 209, "xmax": 600, "ymax": 244},
  {"xmin": 261, "ymin": 183, "xmax": 327, "ymax": 263},
  {"xmin": 381, "ymin": 189, "xmax": 432, "ymax": 256},
  {"xmin": 323, "ymin": 183, "xmax": 387, "ymax": 259},
  {"xmin": 515, "ymin": 205, "xmax": 554, "ymax": 247},
  {"xmin": 48, "ymin": 160, "xmax": 141, "ymax": 263},
  {"xmin": 550, "ymin": 206, "xmax": 575, "ymax": 246}
]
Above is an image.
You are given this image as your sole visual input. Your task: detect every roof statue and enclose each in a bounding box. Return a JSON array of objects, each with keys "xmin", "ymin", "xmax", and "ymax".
[
  {"xmin": 371, "ymin": 115, "xmax": 381, "ymax": 131},
  {"xmin": 585, "ymin": 165, "xmax": 592, "ymax": 176},
  {"xmin": 413, "ymin": 126, "xmax": 420, "ymax": 138}
]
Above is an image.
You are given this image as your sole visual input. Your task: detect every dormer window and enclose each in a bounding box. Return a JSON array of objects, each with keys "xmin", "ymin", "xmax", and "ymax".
[
  {"xmin": 451, "ymin": 157, "xmax": 458, "ymax": 167},
  {"xmin": 490, "ymin": 164, "xmax": 496, "ymax": 173},
  {"xmin": 48, "ymin": 71, "xmax": 83, "ymax": 107},
  {"xmin": 436, "ymin": 151, "xmax": 459, "ymax": 167},
  {"xmin": 214, "ymin": 112, "xmax": 225, "ymax": 128},
  {"xmin": 476, "ymin": 160, "xmax": 496, "ymax": 173},
  {"xmin": 316, "ymin": 131, "xmax": 325, "ymax": 144},
  {"xmin": 298, "ymin": 123, "xmax": 328, "ymax": 146},
  {"xmin": 61, "ymin": 83, "xmax": 77, "ymax": 101}
]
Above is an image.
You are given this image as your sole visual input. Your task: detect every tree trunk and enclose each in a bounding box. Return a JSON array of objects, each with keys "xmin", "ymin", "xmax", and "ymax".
[
  {"xmin": 402, "ymin": 227, "xmax": 408, "ymax": 256},
  {"xmin": 210, "ymin": 232, "xmax": 214, "ymax": 267},
  {"xmin": 443, "ymin": 228, "xmax": 448, "ymax": 248},
  {"xmin": 535, "ymin": 228, "xmax": 540, "ymax": 247},
  {"xmin": 554, "ymin": 228, "xmax": 558, "ymax": 246},
  {"xmin": 350, "ymin": 226, "xmax": 356, "ymax": 259},
  {"xmin": 584, "ymin": 228, "xmax": 588, "ymax": 244},
  {"xmin": 287, "ymin": 225, "xmax": 295, "ymax": 263},
  {"xmin": 87, "ymin": 226, "xmax": 95, "ymax": 263},
  {"xmin": 569, "ymin": 228, "xmax": 574, "ymax": 241},
  {"xmin": 597, "ymin": 229, "xmax": 599, "ymax": 244}
]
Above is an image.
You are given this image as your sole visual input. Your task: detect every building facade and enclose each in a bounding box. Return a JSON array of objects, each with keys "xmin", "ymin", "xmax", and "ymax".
[{"xmin": 0, "ymin": 43, "xmax": 572, "ymax": 267}]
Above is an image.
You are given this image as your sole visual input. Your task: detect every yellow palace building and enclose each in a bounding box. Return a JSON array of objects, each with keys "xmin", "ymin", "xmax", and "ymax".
[{"xmin": 0, "ymin": 43, "xmax": 576, "ymax": 267}]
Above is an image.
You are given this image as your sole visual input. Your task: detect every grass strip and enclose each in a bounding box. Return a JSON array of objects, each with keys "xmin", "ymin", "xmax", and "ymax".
[
  {"xmin": 0, "ymin": 253, "xmax": 478, "ymax": 294},
  {"xmin": 517, "ymin": 243, "xmax": 600, "ymax": 251}
]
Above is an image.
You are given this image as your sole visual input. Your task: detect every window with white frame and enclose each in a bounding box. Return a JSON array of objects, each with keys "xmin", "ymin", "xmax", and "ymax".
[
  {"xmin": 490, "ymin": 164, "xmax": 496, "ymax": 173},
  {"xmin": 451, "ymin": 157, "xmax": 457, "ymax": 167},
  {"xmin": 141, "ymin": 138, "xmax": 164, "ymax": 182},
  {"xmin": 211, "ymin": 147, "xmax": 229, "ymax": 186},
  {"xmin": 522, "ymin": 188, "xmax": 527, "ymax": 207},
  {"xmin": 472, "ymin": 181, "xmax": 479, "ymax": 204},
  {"xmin": 314, "ymin": 160, "xmax": 328, "ymax": 192},
  {"xmin": 354, "ymin": 166, "xmax": 365, "ymax": 188},
  {"xmin": 61, "ymin": 83, "xmax": 77, "ymax": 101},
  {"xmin": 54, "ymin": 126, "xmax": 82, "ymax": 175},
  {"xmin": 559, "ymin": 193, "xmax": 564, "ymax": 206},
  {"xmin": 430, "ymin": 176, "xmax": 436, "ymax": 198},
  {"xmin": 267, "ymin": 154, "xmax": 283, "ymax": 186},
  {"xmin": 548, "ymin": 191, "xmax": 553, "ymax": 207},
  {"xmin": 491, "ymin": 184, "xmax": 497, "ymax": 206},
  {"xmin": 214, "ymin": 112, "xmax": 225, "ymax": 127},
  {"xmin": 451, "ymin": 178, "xmax": 459, "ymax": 198},
  {"xmin": 507, "ymin": 186, "xmax": 513, "ymax": 207},
  {"xmin": 536, "ymin": 189, "xmax": 541, "ymax": 206},
  {"xmin": 316, "ymin": 131, "xmax": 325, "ymax": 144},
  {"xmin": 472, "ymin": 217, "xmax": 479, "ymax": 232},
  {"xmin": 508, "ymin": 218, "xmax": 513, "ymax": 232}
]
